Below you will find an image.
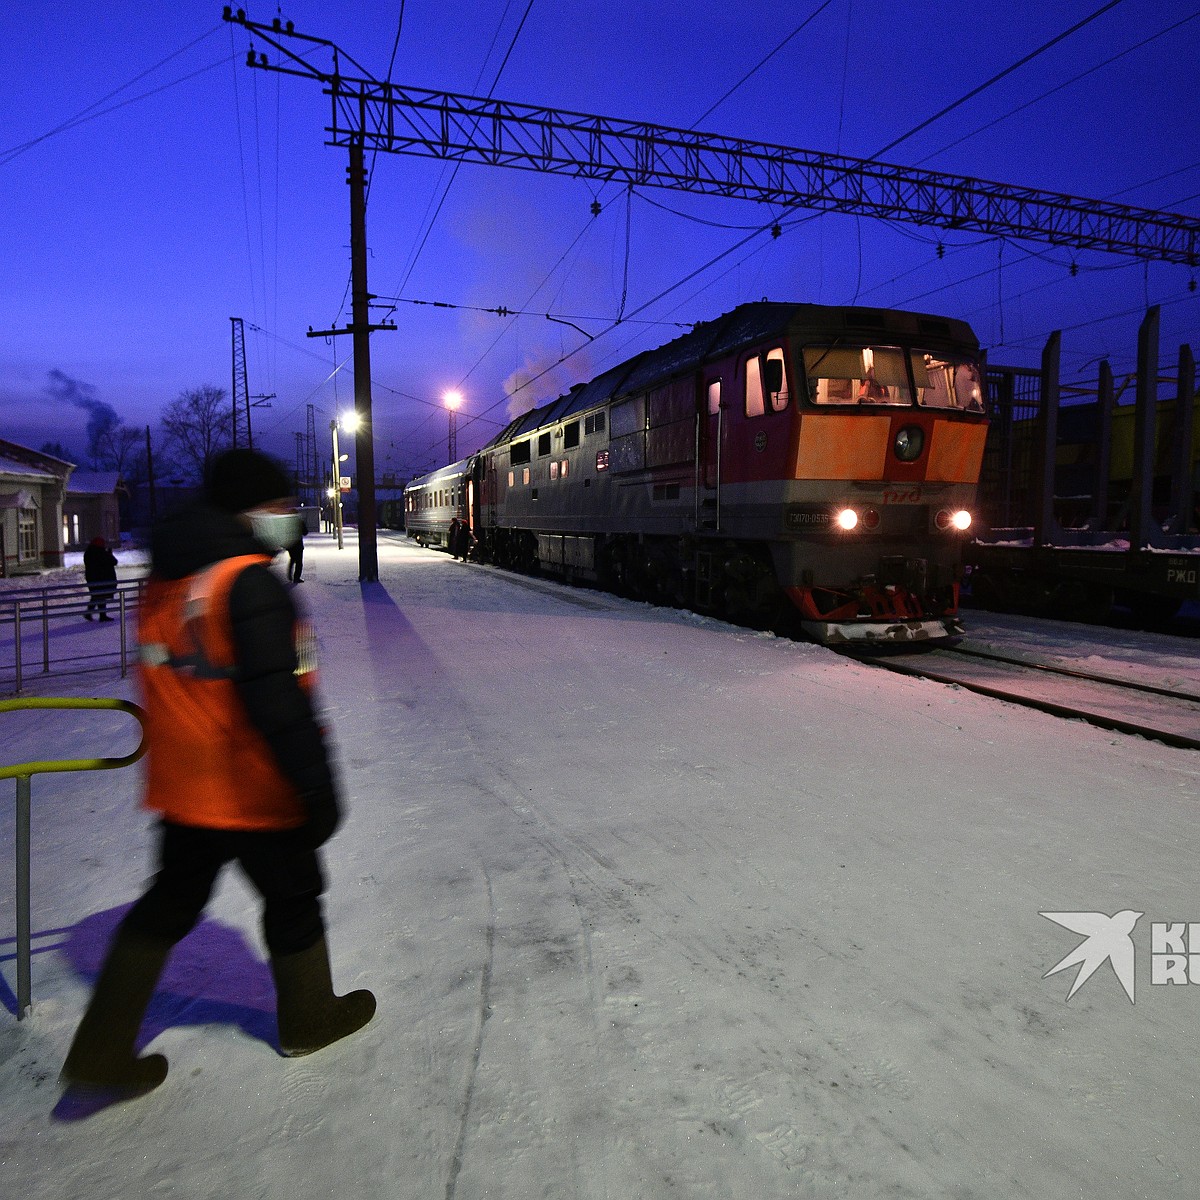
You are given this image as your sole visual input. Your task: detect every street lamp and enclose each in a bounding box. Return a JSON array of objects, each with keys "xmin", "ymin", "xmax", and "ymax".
[
  {"xmin": 443, "ymin": 390, "xmax": 462, "ymax": 462},
  {"xmin": 330, "ymin": 411, "xmax": 358, "ymax": 550}
]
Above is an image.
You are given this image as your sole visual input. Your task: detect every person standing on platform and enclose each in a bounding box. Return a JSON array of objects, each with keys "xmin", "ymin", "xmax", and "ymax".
[{"xmin": 83, "ymin": 536, "xmax": 118, "ymax": 622}]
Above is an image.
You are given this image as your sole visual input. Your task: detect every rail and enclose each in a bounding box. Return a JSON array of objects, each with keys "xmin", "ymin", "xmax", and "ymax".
[
  {"xmin": 1, "ymin": 697, "xmax": 148, "ymax": 1019},
  {"xmin": 0, "ymin": 577, "xmax": 145, "ymax": 694}
]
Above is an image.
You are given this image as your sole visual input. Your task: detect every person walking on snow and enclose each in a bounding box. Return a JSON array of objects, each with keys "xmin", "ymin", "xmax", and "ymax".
[
  {"xmin": 83, "ymin": 536, "xmax": 118, "ymax": 621},
  {"xmin": 61, "ymin": 449, "xmax": 375, "ymax": 1098}
]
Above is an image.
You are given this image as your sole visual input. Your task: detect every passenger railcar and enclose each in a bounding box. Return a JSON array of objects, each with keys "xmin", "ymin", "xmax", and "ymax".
[{"xmin": 405, "ymin": 301, "xmax": 988, "ymax": 643}]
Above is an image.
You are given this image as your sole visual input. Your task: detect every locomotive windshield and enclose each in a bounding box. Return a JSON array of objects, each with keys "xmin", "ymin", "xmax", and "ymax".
[
  {"xmin": 803, "ymin": 345, "xmax": 911, "ymax": 406},
  {"xmin": 802, "ymin": 344, "xmax": 983, "ymax": 412}
]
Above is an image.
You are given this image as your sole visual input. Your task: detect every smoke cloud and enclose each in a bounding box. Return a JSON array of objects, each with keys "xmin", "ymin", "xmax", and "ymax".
[{"xmin": 44, "ymin": 369, "xmax": 120, "ymax": 456}]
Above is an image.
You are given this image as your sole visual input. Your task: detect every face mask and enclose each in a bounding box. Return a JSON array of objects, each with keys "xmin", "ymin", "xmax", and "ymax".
[{"xmin": 248, "ymin": 512, "xmax": 302, "ymax": 553}]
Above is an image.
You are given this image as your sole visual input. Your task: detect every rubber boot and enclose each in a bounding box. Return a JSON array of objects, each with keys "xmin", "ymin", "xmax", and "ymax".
[
  {"xmin": 61, "ymin": 927, "xmax": 172, "ymax": 1095},
  {"xmin": 270, "ymin": 937, "xmax": 376, "ymax": 1057}
]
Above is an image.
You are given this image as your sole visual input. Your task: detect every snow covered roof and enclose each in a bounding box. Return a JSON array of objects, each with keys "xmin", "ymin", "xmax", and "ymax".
[
  {"xmin": 0, "ymin": 453, "xmax": 60, "ymax": 484},
  {"xmin": 66, "ymin": 470, "xmax": 122, "ymax": 495}
]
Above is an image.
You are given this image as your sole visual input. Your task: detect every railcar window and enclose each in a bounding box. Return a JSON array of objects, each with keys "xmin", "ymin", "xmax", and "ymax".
[
  {"xmin": 911, "ymin": 352, "xmax": 985, "ymax": 411},
  {"xmin": 707, "ymin": 379, "xmax": 721, "ymax": 414},
  {"xmin": 803, "ymin": 345, "xmax": 911, "ymax": 406}
]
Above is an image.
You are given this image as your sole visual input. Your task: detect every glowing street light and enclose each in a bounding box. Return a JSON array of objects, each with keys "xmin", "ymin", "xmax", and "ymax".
[
  {"xmin": 329, "ymin": 412, "xmax": 359, "ymax": 551},
  {"xmin": 443, "ymin": 390, "xmax": 462, "ymax": 461}
]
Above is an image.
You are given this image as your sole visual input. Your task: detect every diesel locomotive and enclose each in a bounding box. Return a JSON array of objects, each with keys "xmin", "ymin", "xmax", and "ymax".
[{"xmin": 405, "ymin": 301, "xmax": 988, "ymax": 643}]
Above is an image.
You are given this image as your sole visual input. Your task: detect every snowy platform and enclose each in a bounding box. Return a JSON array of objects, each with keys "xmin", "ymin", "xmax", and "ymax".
[{"xmin": 2, "ymin": 531, "xmax": 1199, "ymax": 1199}]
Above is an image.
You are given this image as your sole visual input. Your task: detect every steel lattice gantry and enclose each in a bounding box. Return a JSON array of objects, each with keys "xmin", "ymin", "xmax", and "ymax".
[{"xmin": 328, "ymin": 84, "xmax": 1199, "ymax": 265}]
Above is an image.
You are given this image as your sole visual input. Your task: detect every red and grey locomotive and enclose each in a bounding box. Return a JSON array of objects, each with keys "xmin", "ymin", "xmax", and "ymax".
[{"xmin": 405, "ymin": 300, "xmax": 988, "ymax": 643}]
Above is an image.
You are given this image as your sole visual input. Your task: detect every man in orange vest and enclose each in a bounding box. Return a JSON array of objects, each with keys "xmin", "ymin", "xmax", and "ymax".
[{"xmin": 62, "ymin": 449, "xmax": 374, "ymax": 1097}]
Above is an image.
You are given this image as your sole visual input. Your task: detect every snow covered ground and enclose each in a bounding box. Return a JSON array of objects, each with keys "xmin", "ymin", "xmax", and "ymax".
[{"xmin": 2, "ymin": 531, "xmax": 1198, "ymax": 1199}]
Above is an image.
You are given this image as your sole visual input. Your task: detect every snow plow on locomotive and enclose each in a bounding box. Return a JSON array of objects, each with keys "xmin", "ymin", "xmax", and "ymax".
[{"xmin": 405, "ymin": 301, "xmax": 988, "ymax": 643}]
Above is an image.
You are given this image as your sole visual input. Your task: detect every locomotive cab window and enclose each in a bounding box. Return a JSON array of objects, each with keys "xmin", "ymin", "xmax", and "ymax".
[
  {"xmin": 912, "ymin": 352, "xmax": 984, "ymax": 412},
  {"xmin": 804, "ymin": 345, "xmax": 911, "ymax": 406},
  {"xmin": 744, "ymin": 348, "xmax": 789, "ymax": 417},
  {"xmin": 707, "ymin": 379, "xmax": 722, "ymax": 414}
]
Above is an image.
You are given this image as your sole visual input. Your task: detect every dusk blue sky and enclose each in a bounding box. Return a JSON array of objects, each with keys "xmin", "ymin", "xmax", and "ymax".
[{"xmin": 3, "ymin": 0, "xmax": 1199, "ymax": 482}]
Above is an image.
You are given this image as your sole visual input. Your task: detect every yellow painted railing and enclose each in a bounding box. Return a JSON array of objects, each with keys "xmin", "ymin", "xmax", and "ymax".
[{"xmin": 1, "ymin": 697, "xmax": 147, "ymax": 1019}]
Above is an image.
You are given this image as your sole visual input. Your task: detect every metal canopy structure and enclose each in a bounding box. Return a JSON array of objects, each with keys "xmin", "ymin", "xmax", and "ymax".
[{"xmin": 222, "ymin": 7, "xmax": 1200, "ymax": 580}]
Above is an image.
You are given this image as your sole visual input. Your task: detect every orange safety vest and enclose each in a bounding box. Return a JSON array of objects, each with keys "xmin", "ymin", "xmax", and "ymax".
[{"xmin": 137, "ymin": 554, "xmax": 316, "ymax": 832}]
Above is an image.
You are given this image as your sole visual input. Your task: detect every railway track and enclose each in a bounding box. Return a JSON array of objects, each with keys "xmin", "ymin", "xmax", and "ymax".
[{"xmin": 853, "ymin": 642, "xmax": 1200, "ymax": 752}]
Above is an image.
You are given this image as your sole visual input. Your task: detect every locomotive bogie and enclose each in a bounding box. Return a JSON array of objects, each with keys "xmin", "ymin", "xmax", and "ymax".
[{"xmin": 405, "ymin": 301, "xmax": 987, "ymax": 641}]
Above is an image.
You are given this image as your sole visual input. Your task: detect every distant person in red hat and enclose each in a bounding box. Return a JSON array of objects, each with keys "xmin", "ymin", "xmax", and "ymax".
[{"xmin": 83, "ymin": 536, "xmax": 118, "ymax": 622}]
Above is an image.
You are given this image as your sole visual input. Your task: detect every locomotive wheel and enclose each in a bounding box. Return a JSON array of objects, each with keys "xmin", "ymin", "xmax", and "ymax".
[{"xmin": 721, "ymin": 551, "xmax": 785, "ymax": 629}]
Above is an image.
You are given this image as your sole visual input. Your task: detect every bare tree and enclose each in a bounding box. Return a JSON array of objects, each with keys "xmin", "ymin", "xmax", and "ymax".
[
  {"xmin": 161, "ymin": 385, "xmax": 233, "ymax": 483},
  {"xmin": 91, "ymin": 424, "xmax": 143, "ymax": 474}
]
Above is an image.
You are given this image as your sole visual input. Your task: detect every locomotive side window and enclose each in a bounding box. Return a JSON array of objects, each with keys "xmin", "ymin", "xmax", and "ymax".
[
  {"xmin": 744, "ymin": 348, "xmax": 789, "ymax": 417},
  {"xmin": 803, "ymin": 345, "xmax": 912, "ymax": 406},
  {"xmin": 537, "ymin": 432, "xmax": 551, "ymax": 456},
  {"xmin": 510, "ymin": 440, "xmax": 531, "ymax": 464},
  {"xmin": 563, "ymin": 421, "xmax": 580, "ymax": 449},
  {"xmin": 707, "ymin": 379, "xmax": 721, "ymax": 414},
  {"xmin": 745, "ymin": 357, "xmax": 765, "ymax": 417},
  {"xmin": 584, "ymin": 411, "xmax": 606, "ymax": 435},
  {"xmin": 911, "ymin": 352, "xmax": 985, "ymax": 412}
]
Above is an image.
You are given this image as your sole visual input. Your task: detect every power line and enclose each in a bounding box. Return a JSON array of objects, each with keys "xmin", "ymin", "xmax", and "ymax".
[{"xmin": 875, "ymin": 0, "xmax": 1126, "ymax": 158}]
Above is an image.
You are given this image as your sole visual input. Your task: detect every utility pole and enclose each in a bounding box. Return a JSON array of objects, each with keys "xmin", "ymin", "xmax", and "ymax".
[{"xmin": 306, "ymin": 139, "xmax": 395, "ymax": 582}]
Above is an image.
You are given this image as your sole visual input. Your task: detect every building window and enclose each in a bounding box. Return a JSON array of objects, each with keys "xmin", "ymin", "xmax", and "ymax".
[{"xmin": 18, "ymin": 509, "xmax": 38, "ymax": 561}]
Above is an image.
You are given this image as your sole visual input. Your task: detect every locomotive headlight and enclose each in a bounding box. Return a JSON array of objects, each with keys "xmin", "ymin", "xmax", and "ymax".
[
  {"xmin": 834, "ymin": 507, "xmax": 859, "ymax": 531},
  {"xmin": 936, "ymin": 508, "xmax": 973, "ymax": 531}
]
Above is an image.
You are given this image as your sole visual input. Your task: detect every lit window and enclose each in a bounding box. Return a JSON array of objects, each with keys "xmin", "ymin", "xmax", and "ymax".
[
  {"xmin": 766, "ymin": 347, "xmax": 789, "ymax": 412},
  {"xmin": 707, "ymin": 379, "xmax": 722, "ymax": 414},
  {"xmin": 508, "ymin": 471, "xmax": 515, "ymax": 487},
  {"xmin": 550, "ymin": 461, "xmax": 559, "ymax": 480},
  {"xmin": 745, "ymin": 357, "xmax": 765, "ymax": 418},
  {"xmin": 596, "ymin": 450, "xmax": 610, "ymax": 472},
  {"xmin": 561, "ymin": 458, "xmax": 569, "ymax": 477},
  {"xmin": 522, "ymin": 467, "xmax": 530, "ymax": 485},
  {"xmin": 804, "ymin": 345, "xmax": 912, "ymax": 406}
]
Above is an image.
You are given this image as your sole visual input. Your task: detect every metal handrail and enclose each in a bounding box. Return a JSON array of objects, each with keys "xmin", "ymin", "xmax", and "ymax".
[
  {"xmin": 1, "ymin": 697, "xmax": 148, "ymax": 1019},
  {"xmin": 0, "ymin": 578, "xmax": 146, "ymax": 693}
]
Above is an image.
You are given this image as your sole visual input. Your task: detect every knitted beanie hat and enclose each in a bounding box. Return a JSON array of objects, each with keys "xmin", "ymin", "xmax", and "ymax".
[{"xmin": 205, "ymin": 449, "xmax": 293, "ymax": 514}]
